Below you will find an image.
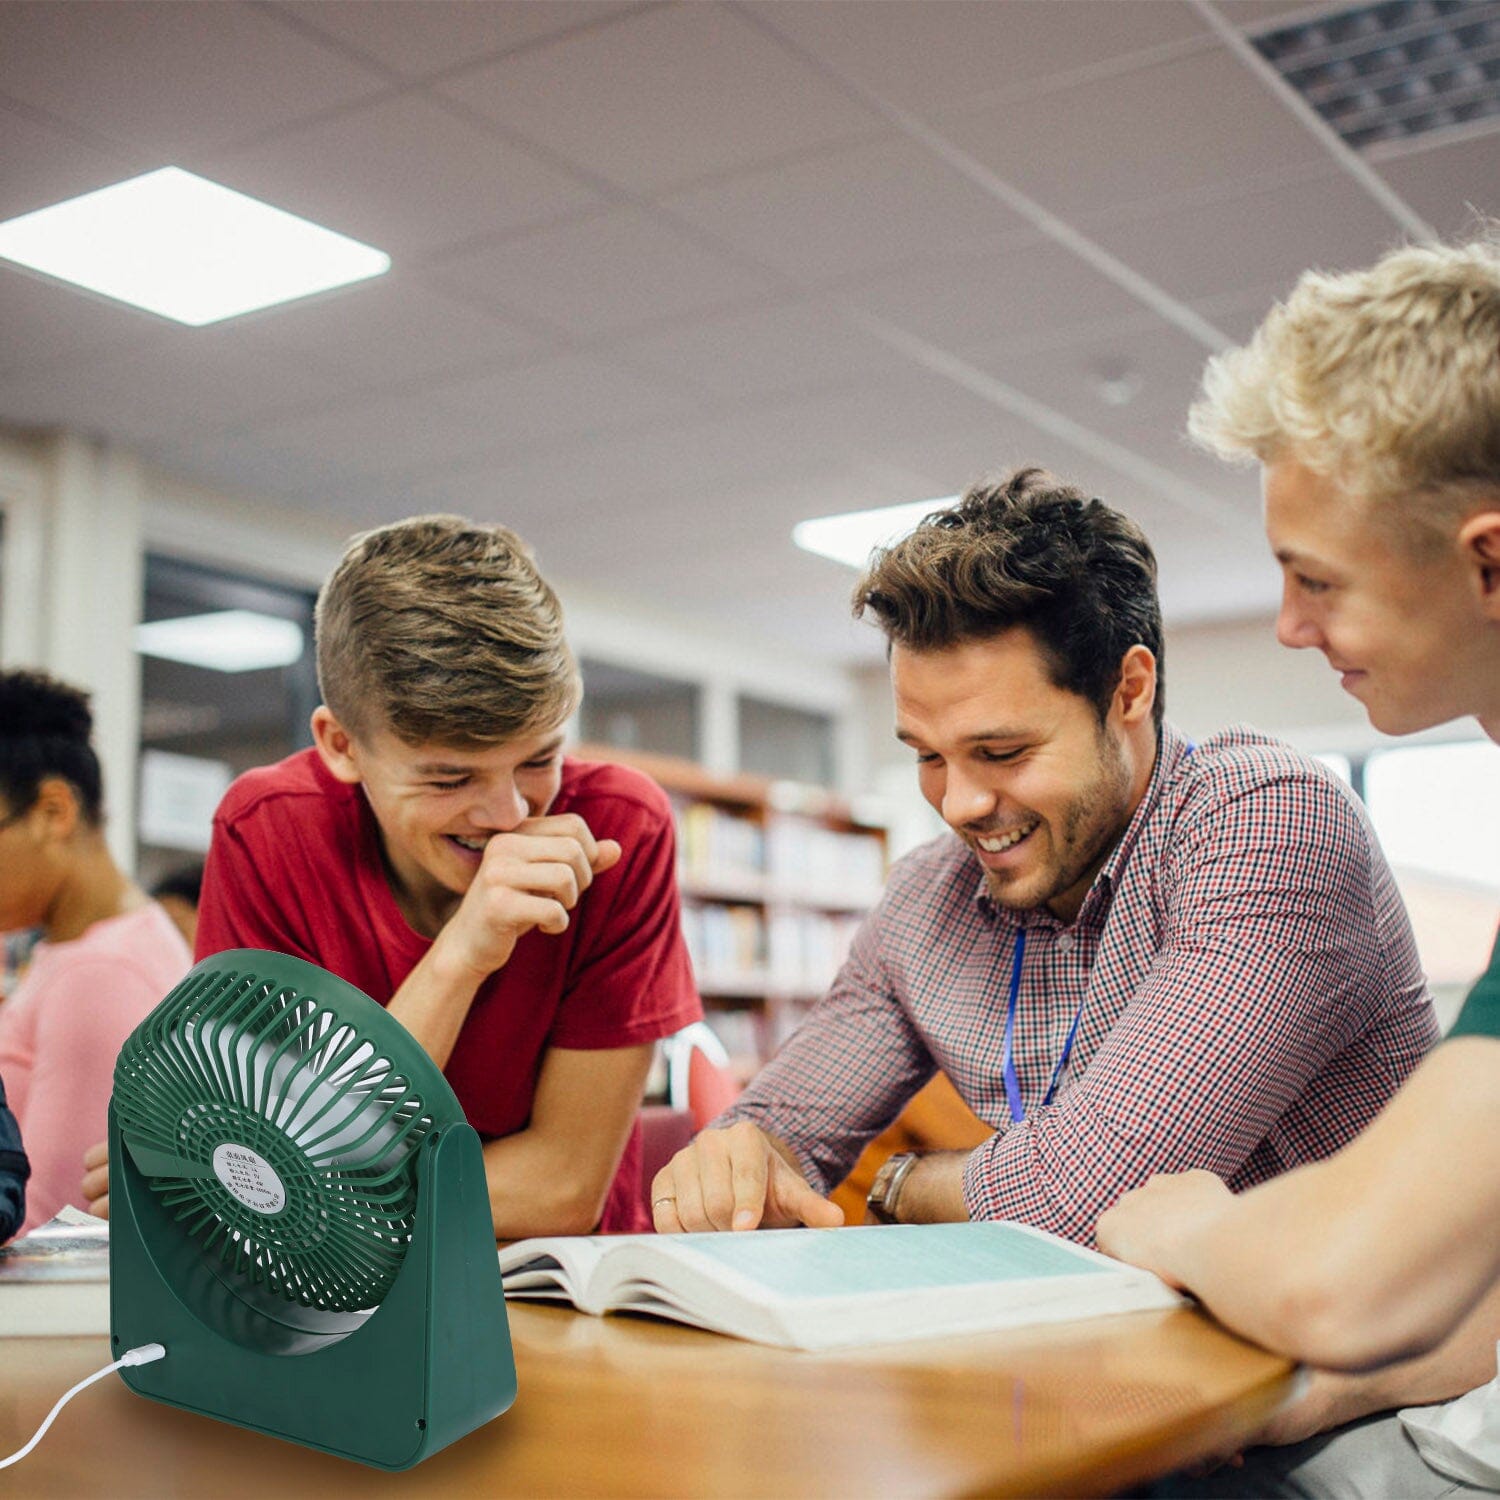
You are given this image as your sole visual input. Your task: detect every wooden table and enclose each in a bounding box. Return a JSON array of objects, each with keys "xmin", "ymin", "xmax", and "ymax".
[{"xmin": 0, "ymin": 1303, "xmax": 1293, "ymax": 1498}]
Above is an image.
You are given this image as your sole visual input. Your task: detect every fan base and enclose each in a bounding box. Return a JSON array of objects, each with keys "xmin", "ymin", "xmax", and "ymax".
[{"xmin": 109, "ymin": 1106, "xmax": 517, "ymax": 1470}]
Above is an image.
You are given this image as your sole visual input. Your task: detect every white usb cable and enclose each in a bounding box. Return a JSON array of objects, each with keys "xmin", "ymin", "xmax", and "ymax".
[{"xmin": 0, "ymin": 1342, "xmax": 166, "ymax": 1470}]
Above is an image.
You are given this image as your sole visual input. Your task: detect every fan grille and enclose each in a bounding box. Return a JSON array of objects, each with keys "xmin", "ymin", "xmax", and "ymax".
[{"xmin": 115, "ymin": 955, "xmax": 462, "ymax": 1314}]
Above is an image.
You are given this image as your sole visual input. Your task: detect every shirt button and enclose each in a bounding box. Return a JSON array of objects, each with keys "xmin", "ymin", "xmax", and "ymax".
[{"xmin": 1055, "ymin": 933, "xmax": 1074, "ymax": 954}]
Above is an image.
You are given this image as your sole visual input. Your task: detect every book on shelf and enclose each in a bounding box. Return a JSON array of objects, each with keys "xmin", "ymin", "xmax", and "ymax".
[
  {"xmin": 498, "ymin": 1221, "xmax": 1180, "ymax": 1351},
  {"xmin": 0, "ymin": 1204, "xmax": 109, "ymax": 1337}
]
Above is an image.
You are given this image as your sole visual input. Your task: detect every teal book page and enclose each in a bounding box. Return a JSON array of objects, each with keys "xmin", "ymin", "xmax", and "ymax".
[{"xmin": 678, "ymin": 1223, "xmax": 1111, "ymax": 1300}]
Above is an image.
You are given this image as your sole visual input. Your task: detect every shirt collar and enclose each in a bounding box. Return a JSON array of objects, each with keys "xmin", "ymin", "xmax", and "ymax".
[{"xmin": 972, "ymin": 720, "xmax": 1188, "ymax": 931}]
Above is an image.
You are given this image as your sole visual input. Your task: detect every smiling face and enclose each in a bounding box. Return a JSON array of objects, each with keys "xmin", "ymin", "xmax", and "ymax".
[
  {"xmin": 311, "ymin": 708, "xmax": 566, "ymax": 930},
  {"xmin": 1264, "ymin": 458, "xmax": 1500, "ymax": 738},
  {"xmin": 893, "ymin": 629, "xmax": 1157, "ymax": 923}
]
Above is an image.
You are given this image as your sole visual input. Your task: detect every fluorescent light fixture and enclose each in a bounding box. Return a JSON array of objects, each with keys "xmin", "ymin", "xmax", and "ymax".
[
  {"xmin": 136, "ymin": 610, "xmax": 305, "ymax": 673},
  {"xmin": 0, "ymin": 167, "xmax": 389, "ymax": 326},
  {"xmin": 793, "ymin": 496, "xmax": 959, "ymax": 570}
]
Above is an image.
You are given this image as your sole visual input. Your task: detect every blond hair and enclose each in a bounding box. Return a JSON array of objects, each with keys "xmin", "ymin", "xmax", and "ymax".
[
  {"xmin": 315, "ymin": 515, "xmax": 579, "ymax": 745},
  {"xmin": 1189, "ymin": 228, "xmax": 1500, "ymax": 538}
]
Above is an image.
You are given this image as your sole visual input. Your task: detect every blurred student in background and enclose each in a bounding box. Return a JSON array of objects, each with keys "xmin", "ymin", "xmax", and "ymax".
[
  {"xmin": 1098, "ymin": 231, "xmax": 1500, "ymax": 1497},
  {"xmin": 149, "ymin": 862, "xmax": 203, "ymax": 951},
  {"xmin": 0, "ymin": 671, "xmax": 190, "ymax": 1231}
]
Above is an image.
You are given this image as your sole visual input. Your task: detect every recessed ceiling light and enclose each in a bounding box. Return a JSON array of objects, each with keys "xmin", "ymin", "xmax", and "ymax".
[
  {"xmin": 0, "ymin": 167, "xmax": 389, "ymax": 326},
  {"xmin": 136, "ymin": 610, "xmax": 306, "ymax": 673},
  {"xmin": 793, "ymin": 496, "xmax": 958, "ymax": 571}
]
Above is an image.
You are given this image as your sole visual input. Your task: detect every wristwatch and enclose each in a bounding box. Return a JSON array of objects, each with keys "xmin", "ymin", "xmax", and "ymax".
[{"xmin": 865, "ymin": 1152, "xmax": 921, "ymax": 1225}]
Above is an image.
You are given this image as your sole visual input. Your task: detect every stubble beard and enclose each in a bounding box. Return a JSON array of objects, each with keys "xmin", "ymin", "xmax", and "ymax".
[{"xmin": 982, "ymin": 725, "xmax": 1133, "ymax": 913}]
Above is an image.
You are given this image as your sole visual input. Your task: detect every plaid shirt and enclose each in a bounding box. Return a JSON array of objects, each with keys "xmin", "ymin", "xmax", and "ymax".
[{"xmin": 724, "ymin": 723, "xmax": 1439, "ymax": 1244}]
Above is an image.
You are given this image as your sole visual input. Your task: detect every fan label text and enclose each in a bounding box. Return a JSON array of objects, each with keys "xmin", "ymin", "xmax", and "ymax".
[{"xmin": 212, "ymin": 1143, "xmax": 287, "ymax": 1215}]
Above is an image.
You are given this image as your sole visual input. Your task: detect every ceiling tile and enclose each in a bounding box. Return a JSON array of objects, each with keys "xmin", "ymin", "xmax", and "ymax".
[
  {"xmin": 665, "ymin": 137, "xmax": 1031, "ymax": 284},
  {"xmin": 0, "ymin": 101, "xmax": 144, "ymax": 223},
  {"xmin": 616, "ymin": 300, "xmax": 916, "ymax": 399},
  {"xmin": 0, "ymin": 338, "xmax": 338, "ymax": 449},
  {"xmin": 836, "ymin": 236, "xmax": 1147, "ymax": 352},
  {"xmin": 961, "ymin": 318, "xmax": 1265, "ymax": 519},
  {"xmin": 190, "ymin": 272, "xmax": 551, "ymax": 392},
  {"xmin": 934, "ymin": 43, "xmax": 1332, "ymax": 221},
  {"xmin": 425, "ymin": 207, "xmax": 777, "ymax": 337},
  {"xmin": 1369, "ymin": 131, "xmax": 1500, "ymax": 239},
  {"xmin": 1083, "ymin": 170, "xmax": 1408, "ymax": 304},
  {"xmin": 0, "ymin": 264, "xmax": 165, "ymax": 381},
  {"xmin": 147, "ymin": 427, "xmax": 383, "ymax": 514},
  {"xmin": 209, "ymin": 387, "xmax": 517, "ymax": 481},
  {"xmin": 411, "ymin": 351, "xmax": 707, "ymax": 463},
  {"xmin": 274, "ymin": 0, "xmax": 643, "ymax": 80},
  {"xmin": 436, "ymin": 4, "xmax": 882, "ymax": 194},
  {"xmin": 203, "ymin": 93, "xmax": 602, "ymax": 262},
  {"xmin": 0, "ymin": 1, "xmax": 388, "ymax": 156},
  {"xmin": 743, "ymin": 0, "xmax": 1208, "ymax": 114},
  {"xmin": 1190, "ymin": 284, "xmax": 1289, "ymax": 345},
  {"xmin": 963, "ymin": 321, "xmax": 1219, "ymax": 456}
]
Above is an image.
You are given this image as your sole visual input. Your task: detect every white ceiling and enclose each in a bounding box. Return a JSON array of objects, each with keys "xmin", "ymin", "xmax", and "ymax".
[{"xmin": 0, "ymin": 0, "xmax": 1494, "ymax": 664}]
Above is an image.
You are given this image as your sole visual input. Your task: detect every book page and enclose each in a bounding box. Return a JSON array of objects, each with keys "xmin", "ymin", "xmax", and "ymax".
[
  {"xmin": 499, "ymin": 1235, "xmax": 613, "ymax": 1306},
  {"xmin": 669, "ymin": 1223, "xmax": 1117, "ymax": 1301}
]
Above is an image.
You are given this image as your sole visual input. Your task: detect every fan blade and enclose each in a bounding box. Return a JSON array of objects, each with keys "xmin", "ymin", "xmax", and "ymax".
[{"xmin": 123, "ymin": 1137, "xmax": 216, "ymax": 1181}]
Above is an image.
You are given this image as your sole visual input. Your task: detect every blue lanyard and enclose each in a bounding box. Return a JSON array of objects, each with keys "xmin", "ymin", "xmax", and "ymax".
[{"xmin": 1000, "ymin": 930, "xmax": 1085, "ymax": 1125}]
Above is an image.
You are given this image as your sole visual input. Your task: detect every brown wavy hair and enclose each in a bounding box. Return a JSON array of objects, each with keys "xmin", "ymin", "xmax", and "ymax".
[
  {"xmin": 853, "ymin": 467, "xmax": 1164, "ymax": 727},
  {"xmin": 315, "ymin": 515, "xmax": 579, "ymax": 745}
]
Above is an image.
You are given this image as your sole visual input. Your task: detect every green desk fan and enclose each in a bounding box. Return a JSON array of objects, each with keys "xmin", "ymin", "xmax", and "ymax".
[{"xmin": 107, "ymin": 949, "xmax": 517, "ymax": 1470}]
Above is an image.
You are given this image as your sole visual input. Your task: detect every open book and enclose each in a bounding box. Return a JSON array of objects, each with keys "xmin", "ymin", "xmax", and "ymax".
[
  {"xmin": 0, "ymin": 1205, "xmax": 110, "ymax": 1337},
  {"xmin": 499, "ymin": 1221, "xmax": 1180, "ymax": 1351}
]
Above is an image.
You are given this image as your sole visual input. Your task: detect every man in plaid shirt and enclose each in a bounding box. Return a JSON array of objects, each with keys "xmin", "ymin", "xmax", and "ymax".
[{"xmin": 651, "ymin": 467, "xmax": 1438, "ymax": 1243}]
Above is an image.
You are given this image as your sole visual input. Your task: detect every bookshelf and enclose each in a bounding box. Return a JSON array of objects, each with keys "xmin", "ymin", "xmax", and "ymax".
[{"xmin": 571, "ymin": 743, "xmax": 888, "ymax": 1077}]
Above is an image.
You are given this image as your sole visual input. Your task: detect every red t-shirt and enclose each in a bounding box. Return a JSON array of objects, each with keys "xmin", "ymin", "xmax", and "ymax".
[{"xmin": 196, "ymin": 749, "xmax": 702, "ymax": 1232}]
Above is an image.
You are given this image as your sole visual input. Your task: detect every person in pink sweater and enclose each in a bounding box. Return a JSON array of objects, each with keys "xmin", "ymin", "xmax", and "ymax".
[{"xmin": 0, "ymin": 670, "xmax": 190, "ymax": 1233}]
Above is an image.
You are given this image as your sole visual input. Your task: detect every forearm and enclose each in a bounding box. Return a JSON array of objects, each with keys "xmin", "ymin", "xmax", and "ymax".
[
  {"xmin": 484, "ymin": 1043, "xmax": 654, "ymax": 1238},
  {"xmin": 482, "ymin": 1127, "xmax": 616, "ymax": 1239},
  {"xmin": 1299, "ymin": 1277, "xmax": 1500, "ymax": 1437},
  {"xmin": 385, "ymin": 938, "xmax": 487, "ymax": 1070},
  {"xmin": 1140, "ymin": 1041, "xmax": 1500, "ymax": 1367}
]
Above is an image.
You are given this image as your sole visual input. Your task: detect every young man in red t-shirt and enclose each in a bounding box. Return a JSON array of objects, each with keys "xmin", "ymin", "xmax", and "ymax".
[{"xmin": 91, "ymin": 517, "xmax": 700, "ymax": 1235}]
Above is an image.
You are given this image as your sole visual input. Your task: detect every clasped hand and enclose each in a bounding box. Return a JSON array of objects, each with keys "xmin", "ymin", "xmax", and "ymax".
[{"xmin": 436, "ymin": 812, "xmax": 622, "ymax": 978}]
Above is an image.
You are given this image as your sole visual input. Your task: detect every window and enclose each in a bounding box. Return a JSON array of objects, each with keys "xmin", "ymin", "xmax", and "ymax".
[
  {"xmin": 136, "ymin": 555, "xmax": 317, "ymax": 887},
  {"xmin": 1362, "ymin": 738, "xmax": 1500, "ymax": 1029}
]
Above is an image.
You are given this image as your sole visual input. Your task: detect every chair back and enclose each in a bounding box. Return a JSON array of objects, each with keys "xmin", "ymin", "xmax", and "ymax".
[{"xmin": 664, "ymin": 1021, "xmax": 741, "ymax": 1131}]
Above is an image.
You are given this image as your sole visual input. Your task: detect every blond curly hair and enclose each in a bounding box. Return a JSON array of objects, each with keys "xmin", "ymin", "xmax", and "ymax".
[{"xmin": 1189, "ymin": 228, "xmax": 1500, "ymax": 544}]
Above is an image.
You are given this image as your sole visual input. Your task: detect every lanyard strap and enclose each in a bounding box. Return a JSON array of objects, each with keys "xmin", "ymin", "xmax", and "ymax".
[{"xmin": 1000, "ymin": 929, "xmax": 1085, "ymax": 1126}]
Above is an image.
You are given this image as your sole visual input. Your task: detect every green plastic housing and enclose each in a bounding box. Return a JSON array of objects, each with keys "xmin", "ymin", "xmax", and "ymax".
[{"xmin": 108, "ymin": 950, "xmax": 517, "ymax": 1470}]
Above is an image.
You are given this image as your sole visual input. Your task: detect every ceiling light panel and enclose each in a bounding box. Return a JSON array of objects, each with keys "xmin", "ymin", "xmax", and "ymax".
[
  {"xmin": 1253, "ymin": 0, "xmax": 1500, "ymax": 151},
  {"xmin": 136, "ymin": 610, "xmax": 306, "ymax": 673},
  {"xmin": 793, "ymin": 498, "xmax": 958, "ymax": 571},
  {"xmin": 0, "ymin": 168, "xmax": 389, "ymax": 326}
]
